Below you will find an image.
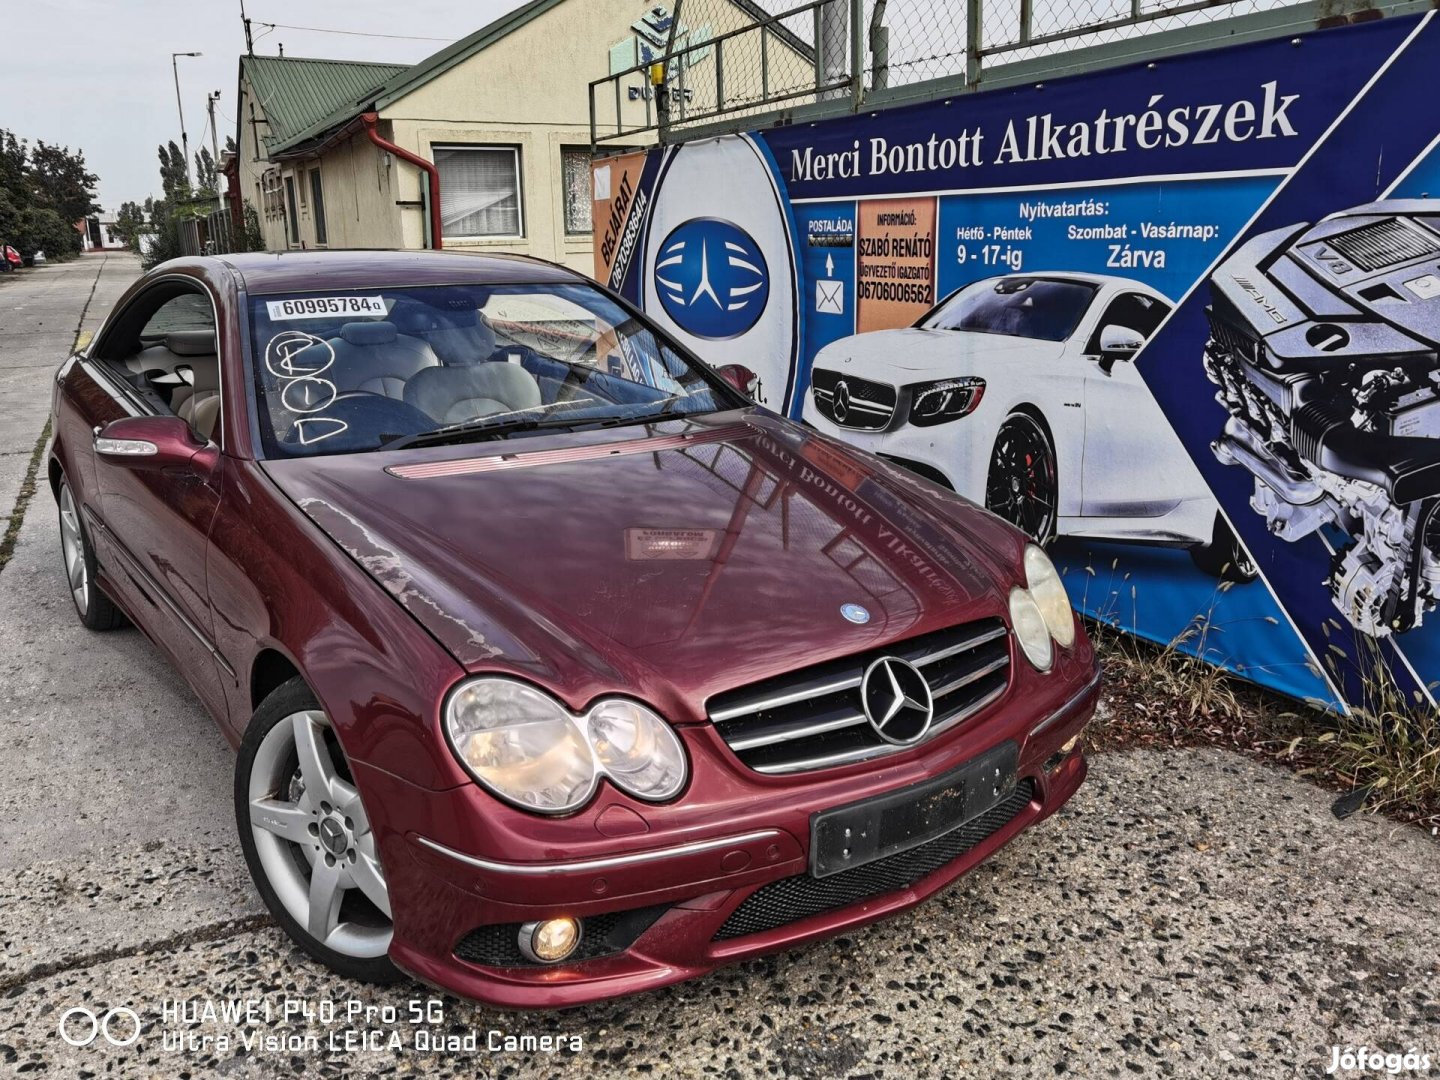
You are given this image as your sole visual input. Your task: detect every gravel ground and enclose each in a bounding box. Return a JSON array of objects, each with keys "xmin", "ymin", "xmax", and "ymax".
[
  {"xmin": 2, "ymin": 745, "xmax": 1435, "ymax": 1078},
  {"xmin": 0, "ymin": 258, "xmax": 1436, "ymax": 1079}
]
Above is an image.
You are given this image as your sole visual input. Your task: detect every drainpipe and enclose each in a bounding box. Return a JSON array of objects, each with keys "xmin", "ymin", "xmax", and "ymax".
[{"xmin": 361, "ymin": 112, "xmax": 442, "ymax": 250}]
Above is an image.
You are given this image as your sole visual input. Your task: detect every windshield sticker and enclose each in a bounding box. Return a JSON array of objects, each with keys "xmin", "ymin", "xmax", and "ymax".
[
  {"xmin": 265, "ymin": 295, "xmax": 387, "ymax": 320},
  {"xmin": 263, "ymin": 331, "xmax": 348, "ymax": 445}
]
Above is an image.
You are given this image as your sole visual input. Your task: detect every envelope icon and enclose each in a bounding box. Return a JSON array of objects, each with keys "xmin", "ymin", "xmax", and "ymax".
[{"xmin": 816, "ymin": 279, "xmax": 845, "ymax": 314}]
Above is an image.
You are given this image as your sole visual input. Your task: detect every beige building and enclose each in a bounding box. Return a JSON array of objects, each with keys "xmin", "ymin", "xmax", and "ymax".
[{"xmin": 234, "ymin": 0, "xmax": 810, "ymax": 273}]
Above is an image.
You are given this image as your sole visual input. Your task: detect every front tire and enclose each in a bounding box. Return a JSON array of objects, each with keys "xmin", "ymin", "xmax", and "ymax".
[
  {"xmin": 1189, "ymin": 513, "xmax": 1259, "ymax": 583},
  {"xmin": 236, "ymin": 677, "xmax": 402, "ymax": 985},
  {"xmin": 57, "ymin": 477, "xmax": 126, "ymax": 630},
  {"xmin": 985, "ymin": 412, "xmax": 1058, "ymax": 544}
]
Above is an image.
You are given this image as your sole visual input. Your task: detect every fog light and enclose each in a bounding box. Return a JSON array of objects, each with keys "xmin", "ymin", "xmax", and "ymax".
[
  {"xmin": 1060, "ymin": 734, "xmax": 1081, "ymax": 756},
  {"xmin": 519, "ymin": 917, "xmax": 581, "ymax": 963}
]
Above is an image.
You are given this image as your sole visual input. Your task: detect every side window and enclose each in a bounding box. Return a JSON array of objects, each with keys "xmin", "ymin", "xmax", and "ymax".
[
  {"xmin": 105, "ymin": 288, "xmax": 221, "ymax": 443},
  {"xmin": 1088, "ymin": 292, "xmax": 1169, "ymax": 352},
  {"xmin": 141, "ymin": 294, "xmax": 215, "ymax": 340}
]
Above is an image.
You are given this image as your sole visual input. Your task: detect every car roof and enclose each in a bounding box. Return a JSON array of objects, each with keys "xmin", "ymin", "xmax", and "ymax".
[{"xmin": 177, "ymin": 249, "xmax": 589, "ymax": 296}]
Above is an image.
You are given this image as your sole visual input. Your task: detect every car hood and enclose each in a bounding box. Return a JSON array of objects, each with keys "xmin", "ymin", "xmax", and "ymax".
[
  {"xmin": 261, "ymin": 410, "xmax": 1021, "ymax": 718},
  {"xmin": 816, "ymin": 327, "xmax": 1066, "ymax": 376}
]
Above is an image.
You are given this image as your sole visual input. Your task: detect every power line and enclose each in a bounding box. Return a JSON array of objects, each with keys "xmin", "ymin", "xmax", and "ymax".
[{"xmin": 254, "ymin": 20, "xmax": 453, "ymax": 43}]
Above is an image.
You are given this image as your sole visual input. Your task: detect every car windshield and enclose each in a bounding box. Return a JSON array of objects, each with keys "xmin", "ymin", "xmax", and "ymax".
[
  {"xmin": 247, "ymin": 282, "xmax": 731, "ymax": 456},
  {"xmin": 921, "ymin": 277, "xmax": 1097, "ymax": 341}
]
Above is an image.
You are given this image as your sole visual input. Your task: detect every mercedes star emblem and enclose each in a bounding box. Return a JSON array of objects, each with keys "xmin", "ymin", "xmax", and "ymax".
[
  {"xmin": 859, "ymin": 656, "xmax": 934, "ymax": 745},
  {"xmin": 833, "ymin": 379, "xmax": 852, "ymax": 423}
]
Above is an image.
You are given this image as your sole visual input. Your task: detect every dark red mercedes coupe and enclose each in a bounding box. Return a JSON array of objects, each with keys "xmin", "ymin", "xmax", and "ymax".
[{"xmin": 48, "ymin": 250, "xmax": 1098, "ymax": 1008}]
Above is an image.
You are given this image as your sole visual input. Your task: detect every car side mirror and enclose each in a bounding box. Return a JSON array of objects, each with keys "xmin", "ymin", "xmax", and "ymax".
[
  {"xmin": 93, "ymin": 416, "xmax": 217, "ymax": 474},
  {"xmin": 1095, "ymin": 324, "xmax": 1145, "ymax": 374},
  {"xmin": 717, "ymin": 364, "xmax": 759, "ymax": 399}
]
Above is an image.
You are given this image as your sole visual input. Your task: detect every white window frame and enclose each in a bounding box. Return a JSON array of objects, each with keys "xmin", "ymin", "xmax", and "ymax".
[{"xmin": 432, "ymin": 143, "xmax": 525, "ymax": 242}]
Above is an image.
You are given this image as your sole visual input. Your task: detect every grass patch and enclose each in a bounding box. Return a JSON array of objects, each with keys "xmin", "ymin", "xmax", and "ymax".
[
  {"xmin": 1089, "ymin": 622, "xmax": 1440, "ymax": 833},
  {"xmin": 0, "ymin": 418, "xmax": 52, "ymax": 575}
]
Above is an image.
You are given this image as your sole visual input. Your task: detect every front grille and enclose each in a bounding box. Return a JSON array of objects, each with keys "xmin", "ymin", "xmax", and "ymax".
[
  {"xmin": 707, "ymin": 619, "xmax": 1010, "ymax": 774},
  {"xmin": 1327, "ymin": 217, "xmax": 1439, "ymax": 272},
  {"xmin": 810, "ymin": 368, "xmax": 898, "ymax": 431},
  {"xmin": 713, "ymin": 779, "xmax": 1035, "ymax": 940},
  {"xmin": 453, "ymin": 905, "xmax": 668, "ymax": 968}
]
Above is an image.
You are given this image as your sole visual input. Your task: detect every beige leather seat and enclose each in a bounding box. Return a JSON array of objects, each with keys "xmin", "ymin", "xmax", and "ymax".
[
  {"xmin": 327, "ymin": 321, "xmax": 440, "ymax": 399},
  {"xmin": 125, "ymin": 329, "xmax": 216, "ymax": 377},
  {"xmin": 403, "ymin": 362, "xmax": 543, "ymax": 424},
  {"xmin": 173, "ymin": 355, "xmax": 221, "ymax": 441},
  {"xmin": 414, "ymin": 311, "xmax": 497, "ymax": 366},
  {"xmin": 189, "ymin": 394, "xmax": 221, "ymax": 441}
]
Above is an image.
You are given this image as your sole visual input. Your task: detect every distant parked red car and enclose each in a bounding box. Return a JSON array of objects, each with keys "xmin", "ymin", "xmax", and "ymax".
[{"xmin": 48, "ymin": 251, "xmax": 1098, "ymax": 1008}]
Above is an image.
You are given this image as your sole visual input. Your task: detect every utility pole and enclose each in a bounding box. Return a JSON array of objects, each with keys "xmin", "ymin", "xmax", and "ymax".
[
  {"xmin": 207, "ymin": 90, "xmax": 223, "ymax": 199},
  {"xmin": 208, "ymin": 91, "xmax": 222, "ymax": 162},
  {"xmin": 240, "ymin": 0, "xmax": 254, "ymax": 55},
  {"xmin": 171, "ymin": 51, "xmax": 203, "ymax": 189}
]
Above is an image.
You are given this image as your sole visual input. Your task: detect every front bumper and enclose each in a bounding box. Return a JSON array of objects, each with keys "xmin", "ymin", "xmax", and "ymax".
[
  {"xmin": 355, "ymin": 662, "xmax": 1099, "ymax": 1009},
  {"xmin": 800, "ymin": 391, "xmax": 991, "ymax": 497}
]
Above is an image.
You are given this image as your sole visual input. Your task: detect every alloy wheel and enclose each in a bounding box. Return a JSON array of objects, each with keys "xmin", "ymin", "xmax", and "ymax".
[
  {"xmin": 986, "ymin": 415, "xmax": 1058, "ymax": 544},
  {"xmin": 58, "ymin": 483, "xmax": 87, "ymax": 615},
  {"xmin": 247, "ymin": 710, "xmax": 392, "ymax": 959}
]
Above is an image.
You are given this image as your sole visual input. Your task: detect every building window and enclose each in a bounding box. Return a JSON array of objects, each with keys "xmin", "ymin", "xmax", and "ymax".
[
  {"xmin": 561, "ymin": 148, "xmax": 593, "ymax": 236},
  {"xmin": 261, "ymin": 169, "xmax": 283, "ymax": 220},
  {"xmin": 433, "ymin": 145, "xmax": 522, "ymax": 239},
  {"xmin": 282, "ymin": 175, "xmax": 299, "ymax": 246},
  {"xmin": 309, "ymin": 169, "xmax": 328, "ymax": 246}
]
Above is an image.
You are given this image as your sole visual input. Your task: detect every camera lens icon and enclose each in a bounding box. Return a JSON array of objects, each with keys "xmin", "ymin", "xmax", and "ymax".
[{"xmin": 58, "ymin": 1007, "xmax": 141, "ymax": 1047}]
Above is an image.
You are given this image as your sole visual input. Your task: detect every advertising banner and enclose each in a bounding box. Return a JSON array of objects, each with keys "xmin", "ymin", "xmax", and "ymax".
[{"xmin": 596, "ymin": 12, "xmax": 1440, "ymax": 711}]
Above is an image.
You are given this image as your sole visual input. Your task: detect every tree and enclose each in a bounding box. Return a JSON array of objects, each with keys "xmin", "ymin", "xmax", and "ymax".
[
  {"xmin": 194, "ymin": 147, "xmax": 218, "ymax": 196},
  {"xmin": 112, "ymin": 200, "xmax": 147, "ymax": 249},
  {"xmin": 0, "ymin": 127, "xmax": 94, "ymax": 260},
  {"xmin": 0, "ymin": 130, "xmax": 26, "ymax": 202},
  {"xmin": 157, "ymin": 141, "xmax": 190, "ymax": 201},
  {"xmin": 28, "ymin": 141, "xmax": 100, "ymax": 224},
  {"xmin": 238, "ymin": 200, "xmax": 264, "ymax": 252}
]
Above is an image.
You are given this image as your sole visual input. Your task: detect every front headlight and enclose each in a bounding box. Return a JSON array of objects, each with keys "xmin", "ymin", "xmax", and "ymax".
[
  {"xmin": 444, "ymin": 678, "xmax": 689, "ymax": 814},
  {"xmin": 1023, "ymin": 544, "xmax": 1076, "ymax": 648},
  {"xmin": 446, "ymin": 680, "xmax": 597, "ymax": 813},
  {"xmin": 587, "ymin": 699, "xmax": 687, "ymax": 801},
  {"xmin": 907, "ymin": 377, "xmax": 985, "ymax": 427},
  {"xmin": 1009, "ymin": 587, "xmax": 1053, "ymax": 672}
]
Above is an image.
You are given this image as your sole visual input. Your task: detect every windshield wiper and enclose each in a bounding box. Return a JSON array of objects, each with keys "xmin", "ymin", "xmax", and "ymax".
[{"xmin": 379, "ymin": 409, "xmax": 686, "ymax": 452}]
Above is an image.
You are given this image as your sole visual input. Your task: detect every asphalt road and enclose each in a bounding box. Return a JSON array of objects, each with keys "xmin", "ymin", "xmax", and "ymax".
[{"xmin": 0, "ymin": 259, "xmax": 1436, "ymax": 1078}]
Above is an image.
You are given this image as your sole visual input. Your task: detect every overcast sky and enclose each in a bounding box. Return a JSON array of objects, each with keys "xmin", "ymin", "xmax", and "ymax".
[{"xmin": 7, "ymin": 0, "xmax": 531, "ymax": 209}]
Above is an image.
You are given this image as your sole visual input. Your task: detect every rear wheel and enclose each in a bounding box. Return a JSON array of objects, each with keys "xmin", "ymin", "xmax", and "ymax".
[
  {"xmin": 985, "ymin": 412, "xmax": 1058, "ymax": 544},
  {"xmin": 57, "ymin": 478, "xmax": 126, "ymax": 630},
  {"xmin": 1189, "ymin": 513, "xmax": 1259, "ymax": 583},
  {"xmin": 236, "ymin": 677, "xmax": 402, "ymax": 984}
]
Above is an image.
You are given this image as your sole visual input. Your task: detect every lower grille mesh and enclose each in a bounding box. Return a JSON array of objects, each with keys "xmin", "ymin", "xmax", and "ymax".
[{"xmin": 713, "ymin": 779, "xmax": 1035, "ymax": 941}]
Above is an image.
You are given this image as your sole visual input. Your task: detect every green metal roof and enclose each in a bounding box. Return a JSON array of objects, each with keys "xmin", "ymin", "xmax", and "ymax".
[{"xmin": 242, "ymin": 55, "xmax": 411, "ymax": 152}]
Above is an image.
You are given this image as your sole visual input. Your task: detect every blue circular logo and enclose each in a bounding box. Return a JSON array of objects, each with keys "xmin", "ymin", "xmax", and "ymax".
[
  {"xmin": 840, "ymin": 603, "xmax": 871, "ymax": 625},
  {"xmin": 654, "ymin": 218, "xmax": 770, "ymax": 340}
]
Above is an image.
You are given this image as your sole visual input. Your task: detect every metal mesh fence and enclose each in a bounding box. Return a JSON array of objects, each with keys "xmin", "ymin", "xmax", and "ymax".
[{"xmin": 592, "ymin": 0, "xmax": 1301, "ymax": 141}]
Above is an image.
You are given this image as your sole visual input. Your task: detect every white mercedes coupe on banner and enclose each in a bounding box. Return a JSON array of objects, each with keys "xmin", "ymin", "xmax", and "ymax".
[{"xmin": 801, "ymin": 272, "xmax": 1253, "ymax": 579}]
